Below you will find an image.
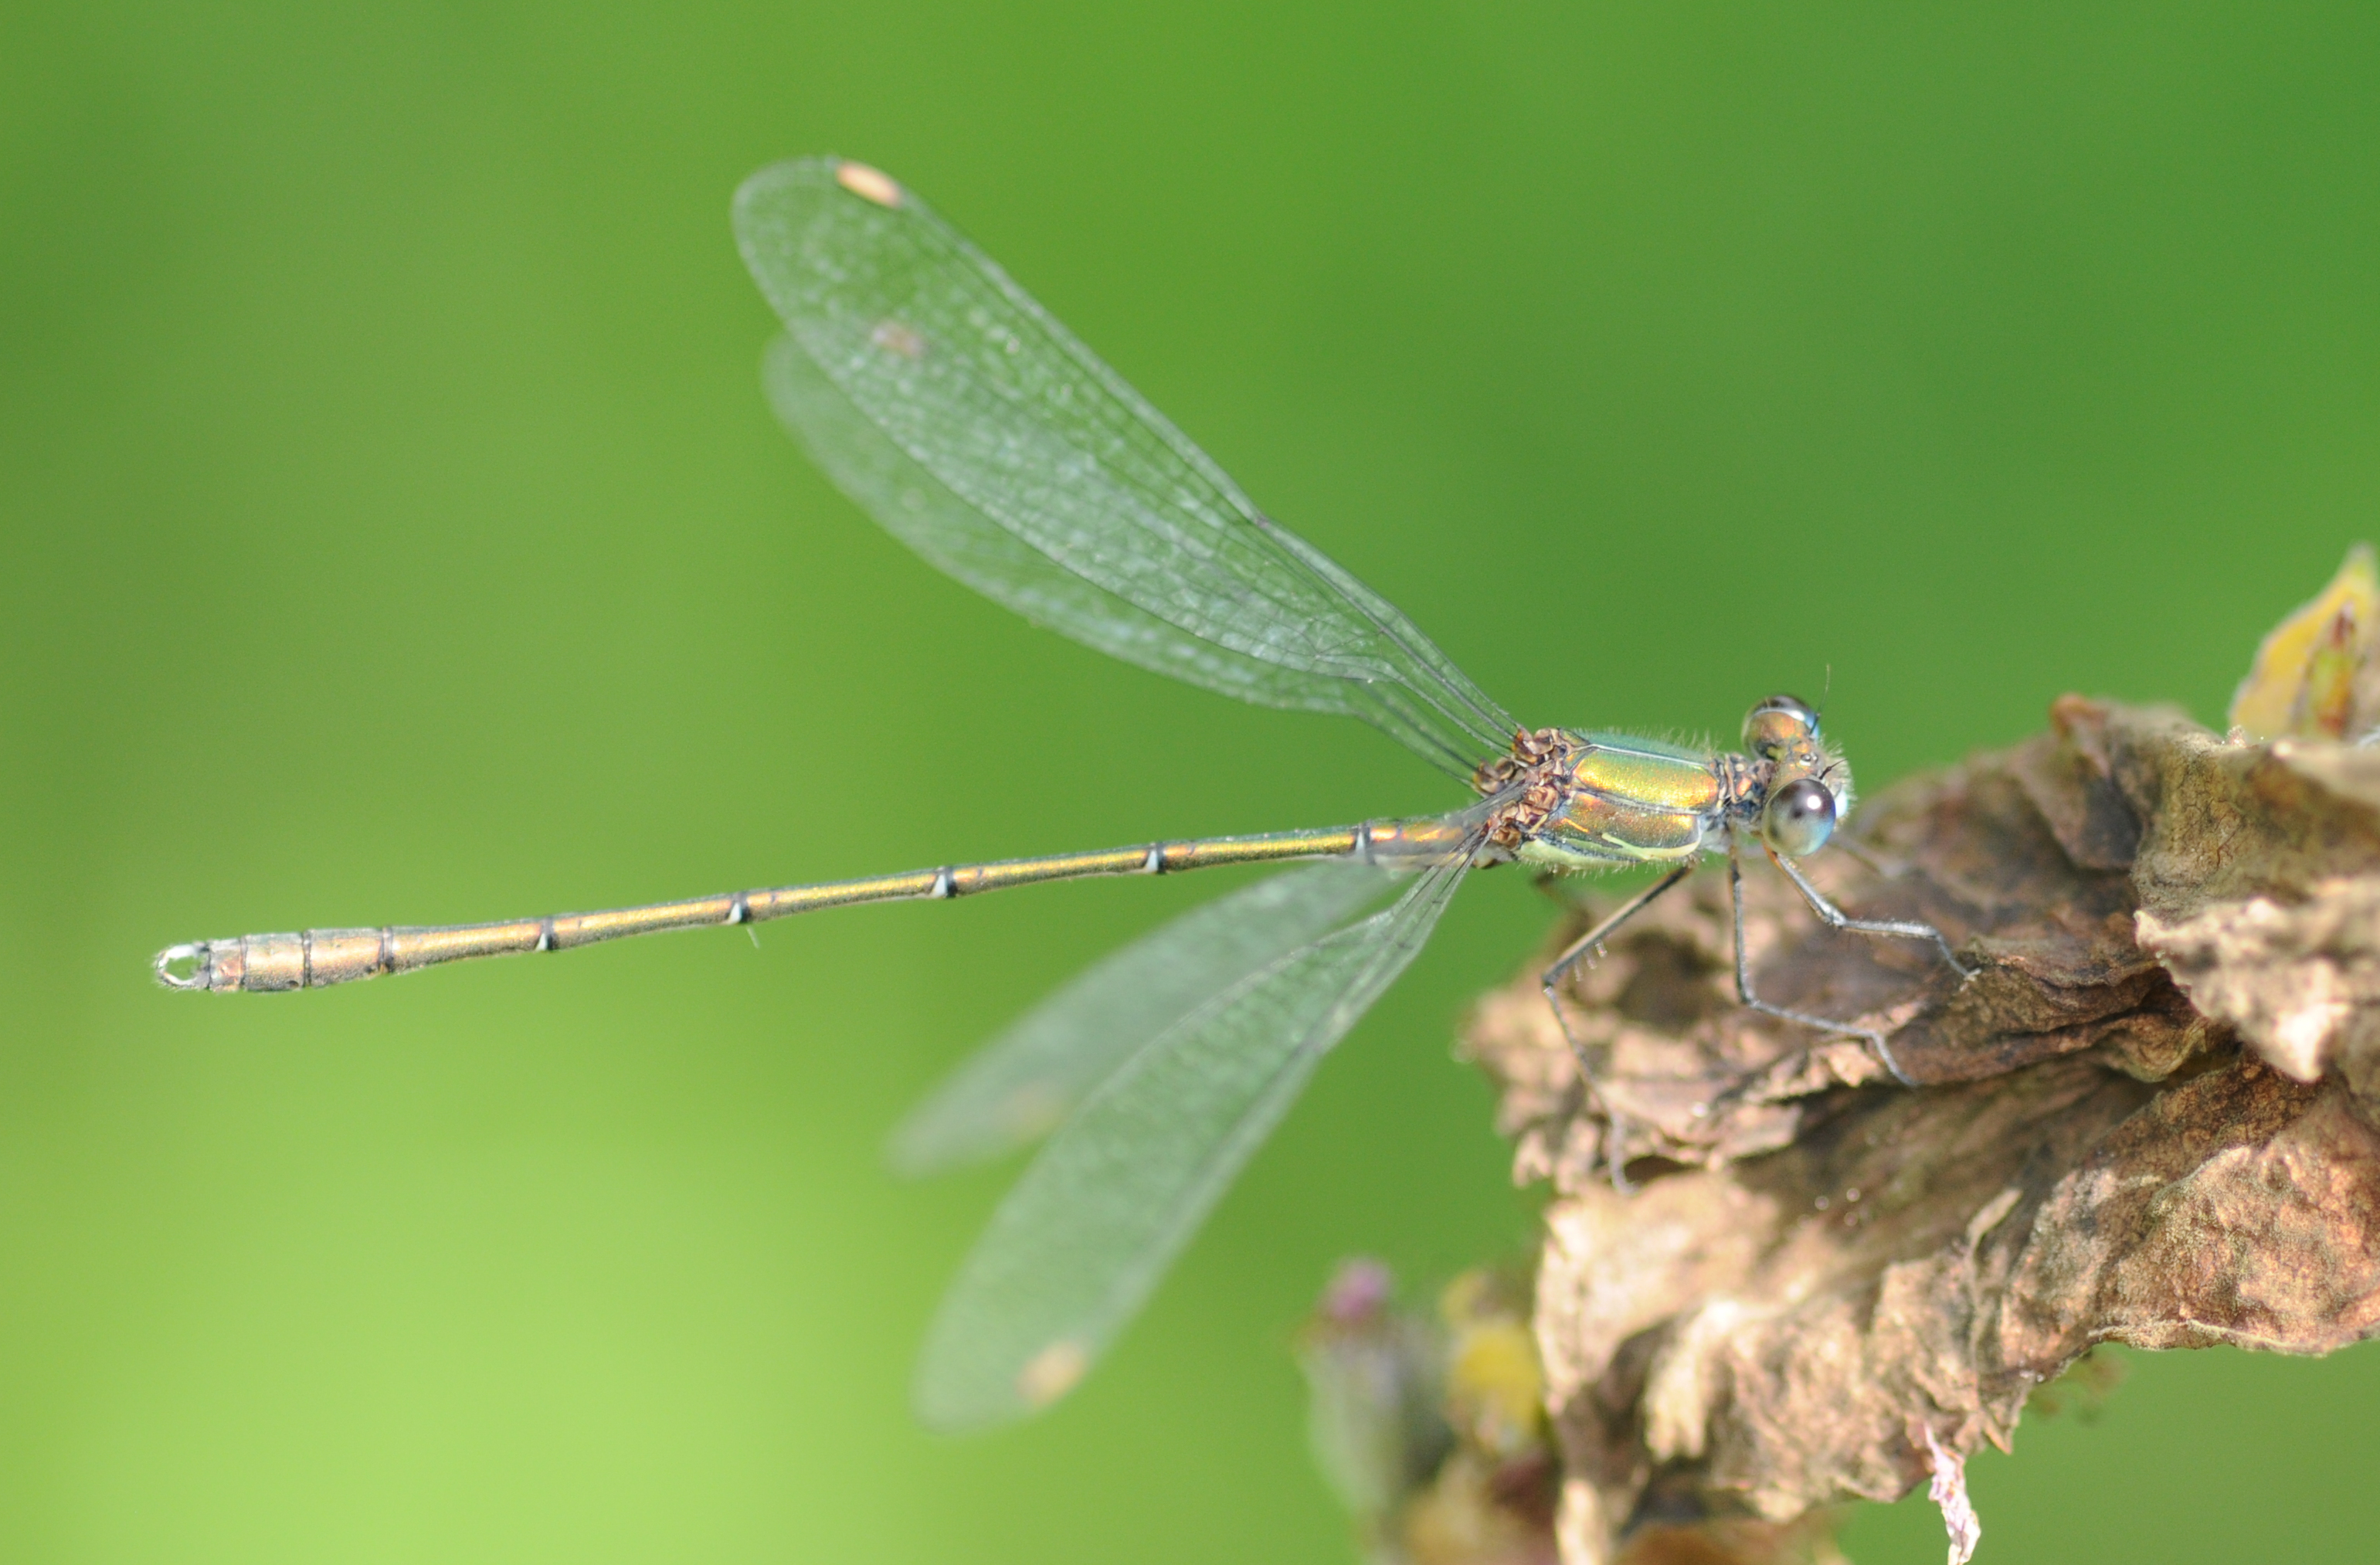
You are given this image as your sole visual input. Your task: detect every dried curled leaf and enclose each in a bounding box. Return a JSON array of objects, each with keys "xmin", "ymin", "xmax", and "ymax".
[{"xmin": 1462, "ymin": 697, "xmax": 2380, "ymax": 1565}]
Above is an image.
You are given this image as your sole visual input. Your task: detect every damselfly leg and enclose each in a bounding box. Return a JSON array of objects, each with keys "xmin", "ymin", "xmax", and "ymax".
[
  {"xmin": 1725, "ymin": 833, "xmax": 1944, "ymax": 1088},
  {"xmin": 1764, "ymin": 844, "xmax": 1972, "ymax": 981},
  {"xmin": 1538, "ymin": 864, "xmax": 1696, "ymax": 1192},
  {"xmin": 1544, "ymin": 835, "xmax": 1972, "ymax": 1180}
]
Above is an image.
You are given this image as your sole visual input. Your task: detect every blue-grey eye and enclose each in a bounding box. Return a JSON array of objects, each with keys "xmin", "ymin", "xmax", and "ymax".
[{"xmin": 1763, "ymin": 778, "xmax": 1835, "ymax": 857}]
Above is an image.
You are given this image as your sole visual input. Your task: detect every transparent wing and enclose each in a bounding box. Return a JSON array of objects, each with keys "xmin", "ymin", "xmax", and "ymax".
[
  {"xmin": 910, "ymin": 840, "xmax": 1475, "ymax": 1431},
  {"xmin": 885, "ymin": 860, "xmax": 1400, "ymax": 1177},
  {"xmin": 735, "ymin": 157, "xmax": 1519, "ymax": 780},
  {"xmin": 761, "ymin": 334, "xmax": 1357, "ymax": 717}
]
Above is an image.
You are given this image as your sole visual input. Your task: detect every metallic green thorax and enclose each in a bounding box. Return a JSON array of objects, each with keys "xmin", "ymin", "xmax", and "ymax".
[
  {"xmin": 1519, "ymin": 732, "xmax": 1720, "ymax": 869},
  {"xmin": 1479, "ymin": 717, "xmax": 1851, "ymax": 873}
]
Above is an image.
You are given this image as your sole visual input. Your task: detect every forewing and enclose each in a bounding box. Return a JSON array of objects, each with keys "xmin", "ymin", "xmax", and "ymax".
[
  {"xmin": 735, "ymin": 158, "xmax": 1517, "ymax": 779},
  {"xmin": 909, "ymin": 847, "xmax": 1473, "ymax": 1431},
  {"xmin": 762, "ymin": 334, "xmax": 1366, "ymax": 715},
  {"xmin": 885, "ymin": 859, "xmax": 1400, "ymax": 1176}
]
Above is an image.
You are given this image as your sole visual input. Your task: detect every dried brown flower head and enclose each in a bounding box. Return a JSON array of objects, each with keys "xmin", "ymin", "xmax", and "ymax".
[{"xmin": 1456, "ymin": 552, "xmax": 2380, "ymax": 1565}]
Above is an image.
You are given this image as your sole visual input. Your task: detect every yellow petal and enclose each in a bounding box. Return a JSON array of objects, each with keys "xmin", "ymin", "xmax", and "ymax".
[{"xmin": 2229, "ymin": 542, "xmax": 2378, "ymax": 740}]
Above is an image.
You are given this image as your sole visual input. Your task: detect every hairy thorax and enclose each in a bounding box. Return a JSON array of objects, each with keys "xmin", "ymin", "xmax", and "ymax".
[{"xmin": 1475, "ymin": 728, "xmax": 1755, "ymax": 870}]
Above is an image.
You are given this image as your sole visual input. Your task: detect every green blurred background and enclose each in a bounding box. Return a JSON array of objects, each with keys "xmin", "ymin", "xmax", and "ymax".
[{"xmin": 4, "ymin": 2, "xmax": 2377, "ymax": 1560}]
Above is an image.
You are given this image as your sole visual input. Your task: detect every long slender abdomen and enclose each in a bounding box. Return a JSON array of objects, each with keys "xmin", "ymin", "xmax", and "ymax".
[{"xmin": 154, "ymin": 818, "xmax": 1472, "ymax": 993}]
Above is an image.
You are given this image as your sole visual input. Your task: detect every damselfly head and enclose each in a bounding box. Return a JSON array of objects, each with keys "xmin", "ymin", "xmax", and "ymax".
[{"xmin": 1743, "ymin": 694, "xmax": 1854, "ymax": 851}]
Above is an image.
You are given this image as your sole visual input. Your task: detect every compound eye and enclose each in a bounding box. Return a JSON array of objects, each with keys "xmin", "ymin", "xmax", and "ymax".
[
  {"xmin": 1764, "ymin": 778, "xmax": 1836, "ymax": 857},
  {"xmin": 1743, "ymin": 693, "xmax": 1818, "ymax": 757}
]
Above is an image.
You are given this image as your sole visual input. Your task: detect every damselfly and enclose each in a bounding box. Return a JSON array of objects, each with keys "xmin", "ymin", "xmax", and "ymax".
[{"xmin": 155, "ymin": 158, "xmax": 1971, "ymax": 1431}]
